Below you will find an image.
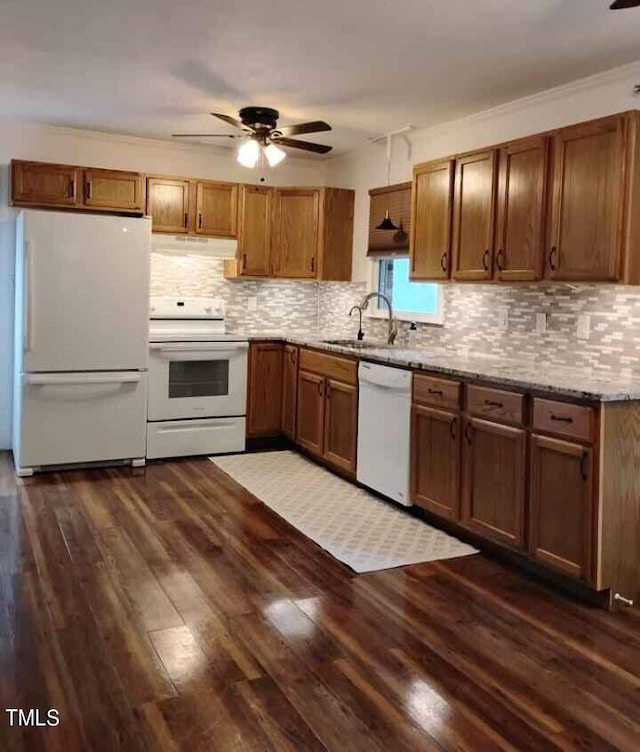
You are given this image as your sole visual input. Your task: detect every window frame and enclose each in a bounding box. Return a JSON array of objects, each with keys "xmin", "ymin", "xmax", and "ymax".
[{"xmin": 366, "ymin": 255, "xmax": 445, "ymax": 325}]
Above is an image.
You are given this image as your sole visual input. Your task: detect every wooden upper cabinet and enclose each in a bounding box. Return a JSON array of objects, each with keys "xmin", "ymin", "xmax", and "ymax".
[
  {"xmin": 546, "ymin": 115, "xmax": 625, "ymax": 282},
  {"xmin": 12, "ymin": 160, "xmax": 79, "ymax": 207},
  {"xmin": 195, "ymin": 180, "xmax": 238, "ymax": 237},
  {"xmin": 410, "ymin": 160, "xmax": 455, "ymax": 280},
  {"xmin": 146, "ymin": 177, "xmax": 191, "ymax": 234},
  {"xmin": 246, "ymin": 342, "xmax": 283, "ymax": 438},
  {"xmin": 462, "ymin": 417, "xmax": 526, "ymax": 550},
  {"xmin": 296, "ymin": 370, "xmax": 326, "ymax": 457},
  {"xmin": 529, "ymin": 434, "xmax": 594, "ymax": 582},
  {"xmin": 323, "ymin": 379, "xmax": 358, "ymax": 475},
  {"xmin": 83, "ymin": 168, "xmax": 144, "ymax": 212},
  {"xmin": 318, "ymin": 187, "xmax": 355, "ymax": 281},
  {"xmin": 411, "ymin": 405, "xmax": 461, "ymax": 520},
  {"xmin": 237, "ymin": 185, "xmax": 272, "ymax": 276},
  {"xmin": 281, "ymin": 345, "xmax": 298, "ymax": 441},
  {"xmin": 452, "ymin": 150, "xmax": 498, "ymax": 281},
  {"xmin": 272, "ymin": 188, "xmax": 320, "ymax": 279},
  {"xmin": 495, "ymin": 136, "xmax": 548, "ymax": 281}
]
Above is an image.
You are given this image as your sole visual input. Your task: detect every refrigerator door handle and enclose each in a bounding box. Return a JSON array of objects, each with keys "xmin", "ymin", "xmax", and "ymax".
[
  {"xmin": 24, "ymin": 241, "xmax": 34, "ymax": 352},
  {"xmin": 25, "ymin": 373, "xmax": 143, "ymax": 386}
]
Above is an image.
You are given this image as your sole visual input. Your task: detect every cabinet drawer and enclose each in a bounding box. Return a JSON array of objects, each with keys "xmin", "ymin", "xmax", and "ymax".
[
  {"xmin": 533, "ymin": 399, "xmax": 595, "ymax": 443},
  {"xmin": 298, "ymin": 348, "xmax": 357, "ymax": 385},
  {"xmin": 413, "ymin": 373, "xmax": 461, "ymax": 410},
  {"xmin": 466, "ymin": 384, "xmax": 525, "ymax": 426}
]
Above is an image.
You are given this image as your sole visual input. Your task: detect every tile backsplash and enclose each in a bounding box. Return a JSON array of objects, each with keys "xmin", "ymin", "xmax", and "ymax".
[{"xmin": 151, "ymin": 251, "xmax": 640, "ymax": 374}]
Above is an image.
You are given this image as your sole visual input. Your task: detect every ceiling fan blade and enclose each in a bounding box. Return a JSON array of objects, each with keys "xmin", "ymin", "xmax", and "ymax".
[
  {"xmin": 172, "ymin": 133, "xmax": 241, "ymax": 138},
  {"xmin": 610, "ymin": 0, "xmax": 640, "ymax": 7},
  {"xmin": 273, "ymin": 137, "xmax": 332, "ymax": 154},
  {"xmin": 210, "ymin": 112, "xmax": 251, "ymax": 130},
  {"xmin": 275, "ymin": 120, "xmax": 332, "ymax": 137}
]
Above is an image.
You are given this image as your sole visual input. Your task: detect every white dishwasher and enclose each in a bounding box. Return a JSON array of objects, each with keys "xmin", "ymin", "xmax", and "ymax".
[{"xmin": 356, "ymin": 362, "xmax": 412, "ymax": 506}]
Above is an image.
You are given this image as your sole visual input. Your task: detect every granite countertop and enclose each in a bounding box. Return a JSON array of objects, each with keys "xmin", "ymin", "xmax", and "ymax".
[{"xmin": 240, "ymin": 332, "xmax": 640, "ymax": 402}]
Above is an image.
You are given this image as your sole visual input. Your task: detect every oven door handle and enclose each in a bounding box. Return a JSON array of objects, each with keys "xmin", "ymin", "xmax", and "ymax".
[{"xmin": 149, "ymin": 342, "xmax": 248, "ymax": 353}]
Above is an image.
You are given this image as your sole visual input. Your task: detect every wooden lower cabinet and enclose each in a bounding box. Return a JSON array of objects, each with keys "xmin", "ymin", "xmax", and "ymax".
[
  {"xmin": 323, "ymin": 380, "xmax": 358, "ymax": 474},
  {"xmin": 410, "ymin": 405, "xmax": 461, "ymax": 520},
  {"xmin": 281, "ymin": 345, "xmax": 298, "ymax": 440},
  {"xmin": 246, "ymin": 343, "xmax": 283, "ymax": 438},
  {"xmin": 529, "ymin": 434, "xmax": 594, "ymax": 582},
  {"xmin": 462, "ymin": 417, "xmax": 526, "ymax": 549},
  {"xmin": 296, "ymin": 370, "xmax": 325, "ymax": 456}
]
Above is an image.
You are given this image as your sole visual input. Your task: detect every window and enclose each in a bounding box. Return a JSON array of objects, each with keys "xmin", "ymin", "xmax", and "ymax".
[{"xmin": 370, "ymin": 257, "xmax": 443, "ymax": 324}]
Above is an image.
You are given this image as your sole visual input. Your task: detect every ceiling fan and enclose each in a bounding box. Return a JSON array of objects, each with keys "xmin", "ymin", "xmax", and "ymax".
[
  {"xmin": 173, "ymin": 107, "xmax": 332, "ymax": 168},
  {"xmin": 610, "ymin": 0, "xmax": 640, "ymax": 8}
]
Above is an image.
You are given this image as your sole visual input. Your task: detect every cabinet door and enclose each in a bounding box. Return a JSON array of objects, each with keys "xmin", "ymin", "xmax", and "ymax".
[
  {"xmin": 11, "ymin": 161, "xmax": 79, "ymax": 207},
  {"xmin": 462, "ymin": 418, "xmax": 526, "ymax": 549},
  {"xmin": 410, "ymin": 160, "xmax": 454, "ymax": 280},
  {"xmin": 83, "ymin": 168, "xmax": 145, "ymax": 212},
  {"xmin": 495, "ymin": 136, "xmax": 548, "ymax": 281},
  {"xmin": 195, "ymin": 181, "xmax": 238, "ymax": 237},
  {"xmin": 237, "ymin": 185, "xmax": 272, "ymax": 276},
  {"xmin": 296, "ymin": 370, "xmax": 325, "ymax": 457},
  {"xmin": 147, "ymin": 177, "xmax": 191, "ymax": 233},
  {"xmin": 546, "ymin": 116, "xmax": 625, "ymax": 281},
  {"xmin": 323, "ymin": 379, "xmax": 358, "ymax": 475},
  {"xmin": 281, "ymin": 345, "xmax": 298, "ymax": 440},
  {"xmin": 272, "ymin": 189, "xmax": 319, "ymax": 278},
  {"xmin": 246, "ymin": 343, "xmax": 283, "ymax": 438},
  {"xmin": 410, "ymin": 405, "xmax": 461, "ymax": 520},
  {"xmin": 452, "ymin": 150, "xmax": 497, "ymax": 281},
  {"xmin": 529, "ymin": 434, "xmax": 594, "ymax": 581}
]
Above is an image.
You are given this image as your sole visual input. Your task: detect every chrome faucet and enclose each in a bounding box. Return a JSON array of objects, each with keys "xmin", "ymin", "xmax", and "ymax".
[
  {"xmin": 348, "ymin": 305, "xmax": 365, "ymax": 340},
  {"xmin": 359, "ymin": 292, "xmax": 397, "ymax": 345}
]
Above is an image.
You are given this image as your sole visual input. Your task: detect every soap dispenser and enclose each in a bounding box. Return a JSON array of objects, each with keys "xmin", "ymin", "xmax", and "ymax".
[{"xmin": 407, "ymin": 321, "xmax": 418, "ymax": 349}]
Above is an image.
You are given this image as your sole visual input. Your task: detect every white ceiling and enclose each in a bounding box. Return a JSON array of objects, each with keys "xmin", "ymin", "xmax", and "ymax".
[{"xmin": 2, "ymin": 0, "xmax": 640, "ymax": 158}]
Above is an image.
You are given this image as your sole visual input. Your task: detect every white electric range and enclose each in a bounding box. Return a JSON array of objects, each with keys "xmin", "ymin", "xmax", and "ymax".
[{"xmin": 146, "ymin": 296, "xmax": 248, "ymax": 459}]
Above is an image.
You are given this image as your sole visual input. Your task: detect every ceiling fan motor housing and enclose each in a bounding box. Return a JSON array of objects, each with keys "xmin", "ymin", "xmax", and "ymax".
[{"xmin": 239, "ymin": 107, "xmax": 280, "ymax": 132}]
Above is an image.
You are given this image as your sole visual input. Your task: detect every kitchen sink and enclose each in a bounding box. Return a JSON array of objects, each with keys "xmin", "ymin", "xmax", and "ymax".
[{"xmin": 321, "ymin": 339, "xmax": 392, "ymax": 349}]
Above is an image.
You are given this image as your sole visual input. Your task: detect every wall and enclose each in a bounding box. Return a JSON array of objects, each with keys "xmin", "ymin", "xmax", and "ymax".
[
  {"xmin": 0, "ymin": 122, "xmax": 326, "ymax": 448},
  {"xmin": 322, "ymin": 59, "xmax": 640, "ymax": 373}
]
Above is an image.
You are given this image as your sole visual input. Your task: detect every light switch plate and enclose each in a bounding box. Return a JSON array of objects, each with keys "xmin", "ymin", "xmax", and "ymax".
[
  {"xmin": 247, "ymin": 296, "xmax": 258, "ymax": 312},
  {"xmin": 535, "ymin": 313, "xmax": 547, "ymax": 334},
  {"xmin": 498, "ymin": 307, "xmax": 509, "ymax": 331},
  {"xmin": 577, "ymin": 314, "xmax": 590, "ymax": 340}
]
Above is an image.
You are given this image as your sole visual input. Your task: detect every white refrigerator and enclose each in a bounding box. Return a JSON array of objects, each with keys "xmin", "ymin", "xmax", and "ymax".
[{"xmin": 13, "ymin": 210, "xmax": 151, "ymax": 476}]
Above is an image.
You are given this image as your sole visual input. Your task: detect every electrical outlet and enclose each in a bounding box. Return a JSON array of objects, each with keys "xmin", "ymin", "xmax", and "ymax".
[
  {"xmin": 535, "ymin": 313, "xmax": 547, "ymax": 334},
  {"xmin": 577, "ymin": 314, "xmax": 590, "ymax": 340},
  {"xmin": 247, "ymin": 296, "xmax": 258, "ymax": 312},
  {"xmin": 498, "ymin": 307, "xmax": 509, "ymax": 331}
]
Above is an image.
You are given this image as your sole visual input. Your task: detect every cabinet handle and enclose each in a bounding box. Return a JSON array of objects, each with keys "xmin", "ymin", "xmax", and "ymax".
[
  {"xmin": 311, "ymin": 257, "xmax": 316, "ymax": 273},
  {"xmin": 549, "ymin": 246, "xmax": 558, "ymax": 271},
  {"xmin": 579, "ymin": 451, "xmax": 588, "ymax": 482},
  {"xmin": 198, "ymin": 213, "xmax": 203, "ymax": 229},
  {"xmin": 484, "ymin": 399, "xmax": 503, "ymax": 408},
  {"xmin": 242, "ymin": 253, "xmax": 247, "ymax": 269},
  {"xmin": 464, "ymin": 423, "xmax": 473, "ymax": 445},
  {"xmin": 184, "ymin": 212, "xmax": 188, "ymax": 228},
  {"xmin": 317, "ymin": 380, "xmax": 324, "ymax": 397},
  {"xmin": 482, "ymin": 249, "xmax": 490, "ymax": 272},
  {"xmin": 68, "ymin": 178, "xmax": 75, "ymax": 199},
  {"xmin": 449, "ymin": 417, "xmax": 457, "ymax": 441},
  {"xmin": 551, "ymin": 414, "xmax": 573, "ymax": 423},
  {"xmin": 290, "ymin": 349, "xmax": 297, "ymax": 364},
  {"xmin": 495, "ymin": 249, "xmax": 504, "ymax": 272},
  {"xmin": 326, "ymin": 383, "xmax": 331, "ymax": 399},
  {"xmin": 614, "ymin": 593, "xmax": 634, "ymax": 607},
  {"xmin": 440, "ymin": 252, "xmax": 448, "ymax": 273},
  {"xmin": 85, "ymin": 181, "xmax": 92, "ymax": 200},
  {"xmin": 428, "ymin": 388, "xmax": 443, "ymax": 396}
]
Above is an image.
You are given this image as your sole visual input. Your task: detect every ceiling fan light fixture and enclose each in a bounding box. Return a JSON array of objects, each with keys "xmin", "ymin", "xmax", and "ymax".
[
  {"xmin": 237, "ymin": 138, "xmax": 260, "ymax": 168},
  {"xmin": 376, "ymin": 210, "xmax": 399, "ymax": 231},
  {"xmin": 610, "ymin": 0, "xmax": 640, "ymax": 8},
  {"xmin": 264, "ymin": 142, "xmax": 286, "ymax": 167}
]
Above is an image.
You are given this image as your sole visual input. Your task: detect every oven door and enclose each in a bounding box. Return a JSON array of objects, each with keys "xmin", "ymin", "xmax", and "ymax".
[{"xmin": 148, "ymin": 341, "xmax": 248, "ymax": 421}]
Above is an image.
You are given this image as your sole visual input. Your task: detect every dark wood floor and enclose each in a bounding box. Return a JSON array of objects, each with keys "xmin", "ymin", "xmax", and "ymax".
[{"xmin": 1, "ymin": 451, "xmax": 639, "ymax": 751}]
